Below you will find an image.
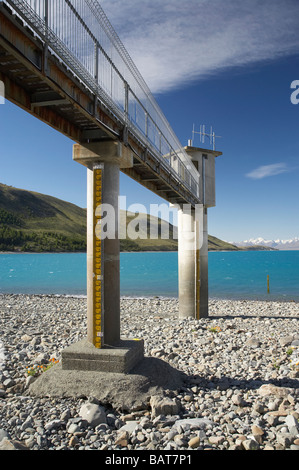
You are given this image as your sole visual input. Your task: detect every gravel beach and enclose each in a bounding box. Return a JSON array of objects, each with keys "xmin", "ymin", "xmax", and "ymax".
[{"xmin": 0, "ymin": 294, "xmax": 298, "ymax": 451}]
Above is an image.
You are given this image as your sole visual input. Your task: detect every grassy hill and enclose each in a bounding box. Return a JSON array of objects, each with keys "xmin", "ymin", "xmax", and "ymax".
[
  {"xmin": 0, "ymin": 183, "xmax": 240, "ymax": 252},
  {"xmin": 0, "ymin": 183, "xmax": 86, "ymax": 252}
]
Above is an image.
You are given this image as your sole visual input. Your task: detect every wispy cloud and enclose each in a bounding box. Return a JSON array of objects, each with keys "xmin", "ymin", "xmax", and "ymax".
[
  {"xmin": 100, "ymin": 0, "xmax": 299, "ymax": 94},
  {"xmin": 246, "ymin": 163, "xmax": 288, "ymax": 180}
]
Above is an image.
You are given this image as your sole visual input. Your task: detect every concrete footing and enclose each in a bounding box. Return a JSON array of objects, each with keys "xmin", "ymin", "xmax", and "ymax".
[
  {"xmin": 61, "ymin": 338, "xmax": 144, "ymax": 374},
  {"xmin": 28, "ymin": 355, "xmax": 186, "ymax": 412}
]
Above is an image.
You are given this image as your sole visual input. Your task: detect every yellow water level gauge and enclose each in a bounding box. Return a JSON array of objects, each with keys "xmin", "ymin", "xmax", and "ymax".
[{"xmin": 93, "ymin": 165, "xmax": 104, "ymax": 348}]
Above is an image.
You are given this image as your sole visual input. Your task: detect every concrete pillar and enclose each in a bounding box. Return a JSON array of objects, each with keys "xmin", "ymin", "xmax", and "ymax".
[
  {"xmin": 178, "ymin": 203, "xmax": 206, "ymax": 319},
  {"xmin": 179, "ymin": 146, "xmax": 222, "ymax": 319},
  {"xmin": 73, "ymin": 141, "xmax": 132, "ymax": 347},
  {"xmin": 86, "ymin": 161, "xmax": 120, "ymax": 346},
  {"xmin": 178, "ymin": 206, "xmax": 196, "ymax": 319},
  {"xmin": 198, "ymin": 207, "xmax": 209, "ymax": 318}
]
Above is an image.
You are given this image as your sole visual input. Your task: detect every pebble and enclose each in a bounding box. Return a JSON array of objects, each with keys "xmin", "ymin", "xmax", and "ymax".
[{"xmin": 0, "ymin": 294, "xmax": 298, "ymax": 450}]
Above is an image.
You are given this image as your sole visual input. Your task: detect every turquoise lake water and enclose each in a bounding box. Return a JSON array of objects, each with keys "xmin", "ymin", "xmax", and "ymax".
[{"xmin": 0, "ymin": 251, "xmax": 298, "ymax": 301}]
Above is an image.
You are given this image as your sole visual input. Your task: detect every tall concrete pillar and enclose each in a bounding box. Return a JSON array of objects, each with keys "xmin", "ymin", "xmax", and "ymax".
[
  {"xmin": 86, "ymin": 160, "xmax": 120, "ymax": 346},
  {"xmin": 178, "ymin": 206, "xmax": 196, "ymax": 319},
  {"xmin": 73, "ymin": 141, "xmax": 132, "ymax": 347},
  {"xmin": 198, "ymin": 207, "xmax": 209, "ymax": 318},
  {"xmin": 179, "ymin": 146, "xmax": 222, "ymax": 319}
]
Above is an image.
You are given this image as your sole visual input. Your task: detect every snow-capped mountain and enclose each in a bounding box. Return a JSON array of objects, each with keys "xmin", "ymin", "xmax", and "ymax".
[{"xmin": 232, "ymin": 237, "xmax": 299, "ymax": 250}]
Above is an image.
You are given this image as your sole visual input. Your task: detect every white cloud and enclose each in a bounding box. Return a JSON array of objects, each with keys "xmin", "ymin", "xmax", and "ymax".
[
  {"xmin": 246, "ymin": 163, "xmax": 288, "ymax": 180},
  {"xmin": 99, "ymin": 0, "xmax": 299, "ymax": 93}
]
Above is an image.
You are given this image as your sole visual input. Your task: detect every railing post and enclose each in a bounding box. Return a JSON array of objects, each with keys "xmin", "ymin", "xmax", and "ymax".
[
  {"xmin": 145, "ymin": 112, "xmax": 148, "ymax": 138},
  {"xmin": 94, "ymin": 42, "xmax": 99, "ymax": 83},
  {"xmin": 43, "ymin": 0, "xmax": 49, "ymax": 75},
  {"xmin": 124, "ymin": 81, "xmax": 129, "ymax": 119},
  {"xmin": 44, "ymin": 0, "xmax": 48, "ymax": 26},
  {"xmin": 94, "ymin": 42, "xmax": 99, "ymax": 117},
  {"xmin": 122, "ymin": 81, "xmax": 129, "ymax": 144}
]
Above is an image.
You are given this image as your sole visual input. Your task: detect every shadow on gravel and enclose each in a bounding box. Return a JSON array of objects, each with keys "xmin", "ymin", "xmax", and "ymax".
[
  {"xmin": 185, "ymin": 374, "xmax": 299, "ymax": 392},
  {"xmin": 208, "ymin": 314, "xmax": 299, "ymax": 321}
]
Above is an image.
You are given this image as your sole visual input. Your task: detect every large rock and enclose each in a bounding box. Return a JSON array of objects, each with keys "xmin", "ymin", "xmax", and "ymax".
[
  {"xmin": 258, "ymin": 384, "xmax": 293, "ymax": 398},
  {"xmin": 0, "ymin": 429, "xmax": 9, "ymax": 443},
  {"xmin": 0, "ymin": 439, "xmax": 28, "ymax": 451},
  {"xmin": 150, "ymin": 395, "xmax": 180, "ymax": 418},
  {"xmin": 79, "ymin": 402, "xmax": 107, "ymax": 427},
  {"xmin": 173, "ymin": 418, "xmax": 214, "ymax": 431},
  {"xmin": 285, "ymin": 414, "xmax": 299, "ymax": 436}
]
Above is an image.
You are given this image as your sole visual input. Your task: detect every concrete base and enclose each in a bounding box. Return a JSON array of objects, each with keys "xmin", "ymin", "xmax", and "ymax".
[
  {"xmin": 27, "ymin": 356, "xmax": 187, "ymax": 412},
  {"xmin": 61, "ymin": 338, "xmax": 144, "ymax": 374}
]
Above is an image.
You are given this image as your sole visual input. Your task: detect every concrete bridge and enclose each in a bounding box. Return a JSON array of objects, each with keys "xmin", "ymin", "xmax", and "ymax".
[{"xmin": 0, "ymin": 0, "xmax": 222, "ymax": 375}]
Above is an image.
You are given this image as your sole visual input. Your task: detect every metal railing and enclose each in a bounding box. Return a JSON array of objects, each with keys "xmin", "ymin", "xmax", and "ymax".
[{"xmin": 3, "ymin": 0, "xmax": 200, "ymax": 198}]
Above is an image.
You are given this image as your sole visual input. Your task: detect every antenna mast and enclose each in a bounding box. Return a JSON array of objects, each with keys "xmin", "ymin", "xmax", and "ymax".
[{"xmin": 191, "ymin": 124, "xmax": 221, "ymax": 151}]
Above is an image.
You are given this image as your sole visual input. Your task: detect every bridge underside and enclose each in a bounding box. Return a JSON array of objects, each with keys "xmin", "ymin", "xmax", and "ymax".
[
  {"xmin": 0, "ymin": 3, "xmax": 198, "ymax": 207},
  {"xmin": 0, "ymin": 2, "xmax": 223, "ymax": 370}
]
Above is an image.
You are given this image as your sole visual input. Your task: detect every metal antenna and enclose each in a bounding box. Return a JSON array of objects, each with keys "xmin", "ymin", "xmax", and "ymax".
[{"xmin": 192, "ymin": 124, "xmax": 221, "ymax": 151}]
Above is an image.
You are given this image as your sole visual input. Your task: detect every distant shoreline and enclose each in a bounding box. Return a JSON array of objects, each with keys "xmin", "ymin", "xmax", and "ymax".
[
  {"xmin": 0, "ymin": 251, "xmax": 87, "ymax": 255},
  {"xmin": 0, "ymin": 292, "xmax": 298, "ymax": 304},
  {"xmin": 2, "ymin": 249, "xmax": 297, "ymax": 255}
]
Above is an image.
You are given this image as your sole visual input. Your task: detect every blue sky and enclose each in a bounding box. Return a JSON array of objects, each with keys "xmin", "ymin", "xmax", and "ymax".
[{"xmin": 0, "ymin": 0, "xmax": 299, "ymax": 242}]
